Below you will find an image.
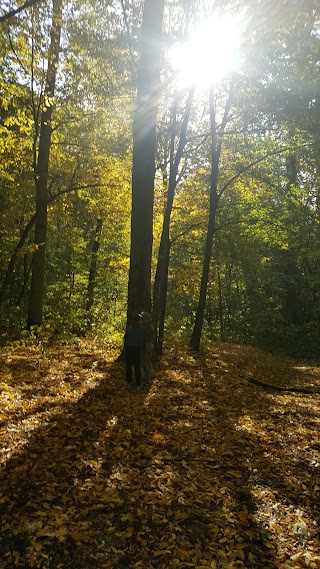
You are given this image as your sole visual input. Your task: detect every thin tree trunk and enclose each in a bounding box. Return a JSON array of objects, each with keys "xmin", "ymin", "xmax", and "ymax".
[
  {"xmin": 27, "ymin": 0, "xmax": 63, "ymax": 328},
  {"xmin": 17, "ymin": 255, "xmax": 32, "ymax": 304},
  {"xmin": 153, "ymin": 88, "xmax": 194, "ymax": 353},
  {"xmin": 189, "ymin": 174, "xmax": 219, "ymax": 350},
  {"xmin": 0, "ymin": 214, "xmax": 36, "ymax": 304},
  {"xmin": 0, "ymin": 176, "xmax": 98, "ymax": 306},
  {"xmin": 86, "ymin": 218, "xmax": 103, "ymax": 315},
  {"xmin": 157, "ymin": 238, "xmax": 171, "ymax": 355},
  {"xmin": 127, "ymin": 0, "xmax": 164, "ymax": 319},
  {"xmin": 190, "ymin": 87, "xmax": 225, "ymax": 351},
  {"xmin": 217, "ymin": 267, "xmax": 224, "ymax": 338}
]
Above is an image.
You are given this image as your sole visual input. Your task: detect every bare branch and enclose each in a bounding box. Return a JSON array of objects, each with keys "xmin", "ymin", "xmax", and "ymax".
[
  {"xmin": 218, "ymin": 142, "xmax": 316, "ymax": 198},
  {"xmin": 0, "ymin": 0, "xmax": 42, "ymax": 23}
]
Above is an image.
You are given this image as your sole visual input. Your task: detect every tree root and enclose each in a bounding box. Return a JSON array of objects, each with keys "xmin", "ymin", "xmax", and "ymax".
[{"xmin": 248, "ymin": 377, "xmax": 320, "ymax": 394}]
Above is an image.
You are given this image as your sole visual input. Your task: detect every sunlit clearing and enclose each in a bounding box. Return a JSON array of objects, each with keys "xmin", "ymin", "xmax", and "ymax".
[{"xmin": 170, "ymin": 13, "xmax": 243, "ymax": 89}]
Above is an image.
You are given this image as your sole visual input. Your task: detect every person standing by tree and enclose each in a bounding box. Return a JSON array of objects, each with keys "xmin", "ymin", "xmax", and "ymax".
[
  {"xmin": 124, "ymin": 313, "xmax": 144, "ymax": 388},
  {"xmin": 141, "ymin": 311, "xmax": 154, "ymax": 385}
]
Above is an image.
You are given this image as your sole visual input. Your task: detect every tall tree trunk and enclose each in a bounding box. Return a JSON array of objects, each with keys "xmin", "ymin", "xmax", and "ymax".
[
  {"xmin": 127, "ymin": 0, "xmax": 165, "ymax": 319},
  {"xmin": 27, "ymin": 0, "xmax": 62, "ymax": 328},
  {"xmin": 190, "ymin": 87, "xmax": 229, "ymax": 351},
  {"xmin": 86, "ymin": 218, "xmax": 103, "ymax": 316},
  {"xmin": 153, "ymin": 88, "xmax": 194, "ymax": 354}
]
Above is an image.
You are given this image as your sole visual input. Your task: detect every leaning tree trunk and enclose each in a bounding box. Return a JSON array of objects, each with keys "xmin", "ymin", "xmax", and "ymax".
[
  {"xmin": 153, "ymin": 88, "xmax": 194, "ymax": 354},
  {"xmin": 0, "ymin": 179, "xmax": 84, "ymax": 306},
  {"xmin": 0, "ymin": 214, "xmax": 36, "ymax": 304},
  {"xmin": 27, "ymin": 0, "xmax": 62, "ymax": 329},
  {"xmin": 127, "ymin": 0, "xmax": 165, "ymax": 319}
]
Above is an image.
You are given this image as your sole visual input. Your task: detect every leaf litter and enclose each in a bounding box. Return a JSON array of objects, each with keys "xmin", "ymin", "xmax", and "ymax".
[{"xmin": 0, "ymin": 339, "xmax": 319, "ymax": 569}]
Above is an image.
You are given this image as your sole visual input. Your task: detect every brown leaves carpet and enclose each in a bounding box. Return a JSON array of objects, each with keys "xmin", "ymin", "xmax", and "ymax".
[{"xmin": 0, "ymin": 339, "xmax": 319, "ymax": 569}]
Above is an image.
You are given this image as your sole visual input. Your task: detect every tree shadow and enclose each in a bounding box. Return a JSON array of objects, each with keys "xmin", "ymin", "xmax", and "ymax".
[
  {"xmin": 0, "ymin": 354, "xmax": 150, "ymax": 567},
  {"xmin": 120, "ymin": 346, "xmax": 317, "ymax": 568},
  {"xmin": 133, "ymin": 363, "xmax": 279, "ymax": 569}
]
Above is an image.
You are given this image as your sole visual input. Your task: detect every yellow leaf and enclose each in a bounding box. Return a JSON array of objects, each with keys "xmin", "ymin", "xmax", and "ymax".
[
  {"xmin": 152, "ymin": 433, "xmax": 165, "ymax": 441},
  {"xmin": 153, "ymin": 550, "xmax": 170, "ymax": 557},
  {"xmin": 235, "ymin": 549, "xmax": 245, "ymax": 560},
  {"xmin": 177, "ymin": 548, "xmax": 190, "ymax": 559},
  {"xmin": 229, "ymin": 471, "xmax": 242, "ymax": 478},
  {"xmin": 70, "ymin": 532, "xmax": 87, "ymax": 543},
  {"xmin": 175, "ymin": 511, "xmax": 189, "ymax": 521},
  {"xmin": 34, "ymin": 543, "xmax": 42, "ymax": 552},
  {"xmin": 121, "ymin": 513, "xmax": 134, "ymax": 522},
  {"xmin": 125, "ymin": 526, "xmax": 134, "ymax": 538},
  {"xmin": 237, "ymin": 511, "xmax": 248, "ymax": 523}
]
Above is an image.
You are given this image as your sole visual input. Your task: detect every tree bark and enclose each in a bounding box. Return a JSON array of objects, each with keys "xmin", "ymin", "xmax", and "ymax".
[
  {"xmin": 27, "ymin": 0, "xmax": 62, "ymax": 328},
  {"xmin": 127, "ymin": 0, "xmax": 164, "ymax": 319}
]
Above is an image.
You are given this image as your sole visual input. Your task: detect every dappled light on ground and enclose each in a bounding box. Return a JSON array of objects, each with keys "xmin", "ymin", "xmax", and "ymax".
[{"xmin": 0, "ymin": 340, "xmax": 319, "ymax": 568}]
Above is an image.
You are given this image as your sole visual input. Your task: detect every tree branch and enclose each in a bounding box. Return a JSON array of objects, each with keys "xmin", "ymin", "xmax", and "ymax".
[
  {"xmin": 0, "ymin": 0, "xmax": 42, "ymax": 23},
  {"xmin": 248, "ymin": 377, "xmax": 320, "ymax": 394},
  {"xmin": 218, "ymin": 142, "xmax": 316, "ymax": 198}
]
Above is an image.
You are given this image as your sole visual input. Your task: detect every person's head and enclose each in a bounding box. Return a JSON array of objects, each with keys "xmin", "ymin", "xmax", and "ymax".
[
  {"xmin": 140, "ymin": 311, "xmax": 150, "ymax": 323},
  {"xmin": 132, "ymin": 312, "xmax": 142, "ymax": 324}
]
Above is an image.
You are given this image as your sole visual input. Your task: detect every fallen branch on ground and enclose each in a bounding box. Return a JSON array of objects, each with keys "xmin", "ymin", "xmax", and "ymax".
[{"xmin": 248, "ymin": 377, "xmax": 320, "ymax": 394}]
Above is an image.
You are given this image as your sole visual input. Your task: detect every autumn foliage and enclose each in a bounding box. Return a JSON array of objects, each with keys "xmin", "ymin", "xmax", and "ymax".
[{"xmin": 0, "ymin": 339, "xmax": 319, "ymax": 568}]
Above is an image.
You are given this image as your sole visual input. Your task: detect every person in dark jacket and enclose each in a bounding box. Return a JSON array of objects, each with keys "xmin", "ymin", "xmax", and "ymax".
[{"xmin": 124, "ymin": 313, "xmax": 143, "ymax": 387}]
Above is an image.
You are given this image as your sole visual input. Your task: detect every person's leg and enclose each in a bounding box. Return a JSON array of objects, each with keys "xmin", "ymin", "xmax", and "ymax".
[
  {"xmin": 141, "ymin": 348, "xmax": 147, "ymax": 382},
  {"xmin": 133, "ymin": 348, "xmax": 142, "ymax": 386},
  {"xmin": 145, "ymin": 343, "xmax": 153, "ymax": 382}
]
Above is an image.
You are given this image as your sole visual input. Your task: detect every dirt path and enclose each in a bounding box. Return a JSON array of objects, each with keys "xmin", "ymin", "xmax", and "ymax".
[{"xmin": 0, "ymin": 340, "xmax": 319, "ymax": 568}]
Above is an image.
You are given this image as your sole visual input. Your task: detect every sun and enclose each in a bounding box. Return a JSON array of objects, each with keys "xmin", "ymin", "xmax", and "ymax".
[{"xmin": 170, "ymin": 12, "xmax": 243, "ymax": 90}]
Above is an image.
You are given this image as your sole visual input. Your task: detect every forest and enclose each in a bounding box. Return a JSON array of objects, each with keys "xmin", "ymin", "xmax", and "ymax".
[
  {"xmin": 0, "ymin": 1, "xmax": 320, "ymax": 569},
  {"xmin": 0, "ymin": 0, "xmax": 319, "ymax": 356}
]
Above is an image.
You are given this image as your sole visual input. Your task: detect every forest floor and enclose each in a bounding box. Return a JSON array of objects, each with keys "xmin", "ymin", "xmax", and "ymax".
[{"xmin": 0, "ymin": 338, "xmax": 319, "ymax": 569}]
